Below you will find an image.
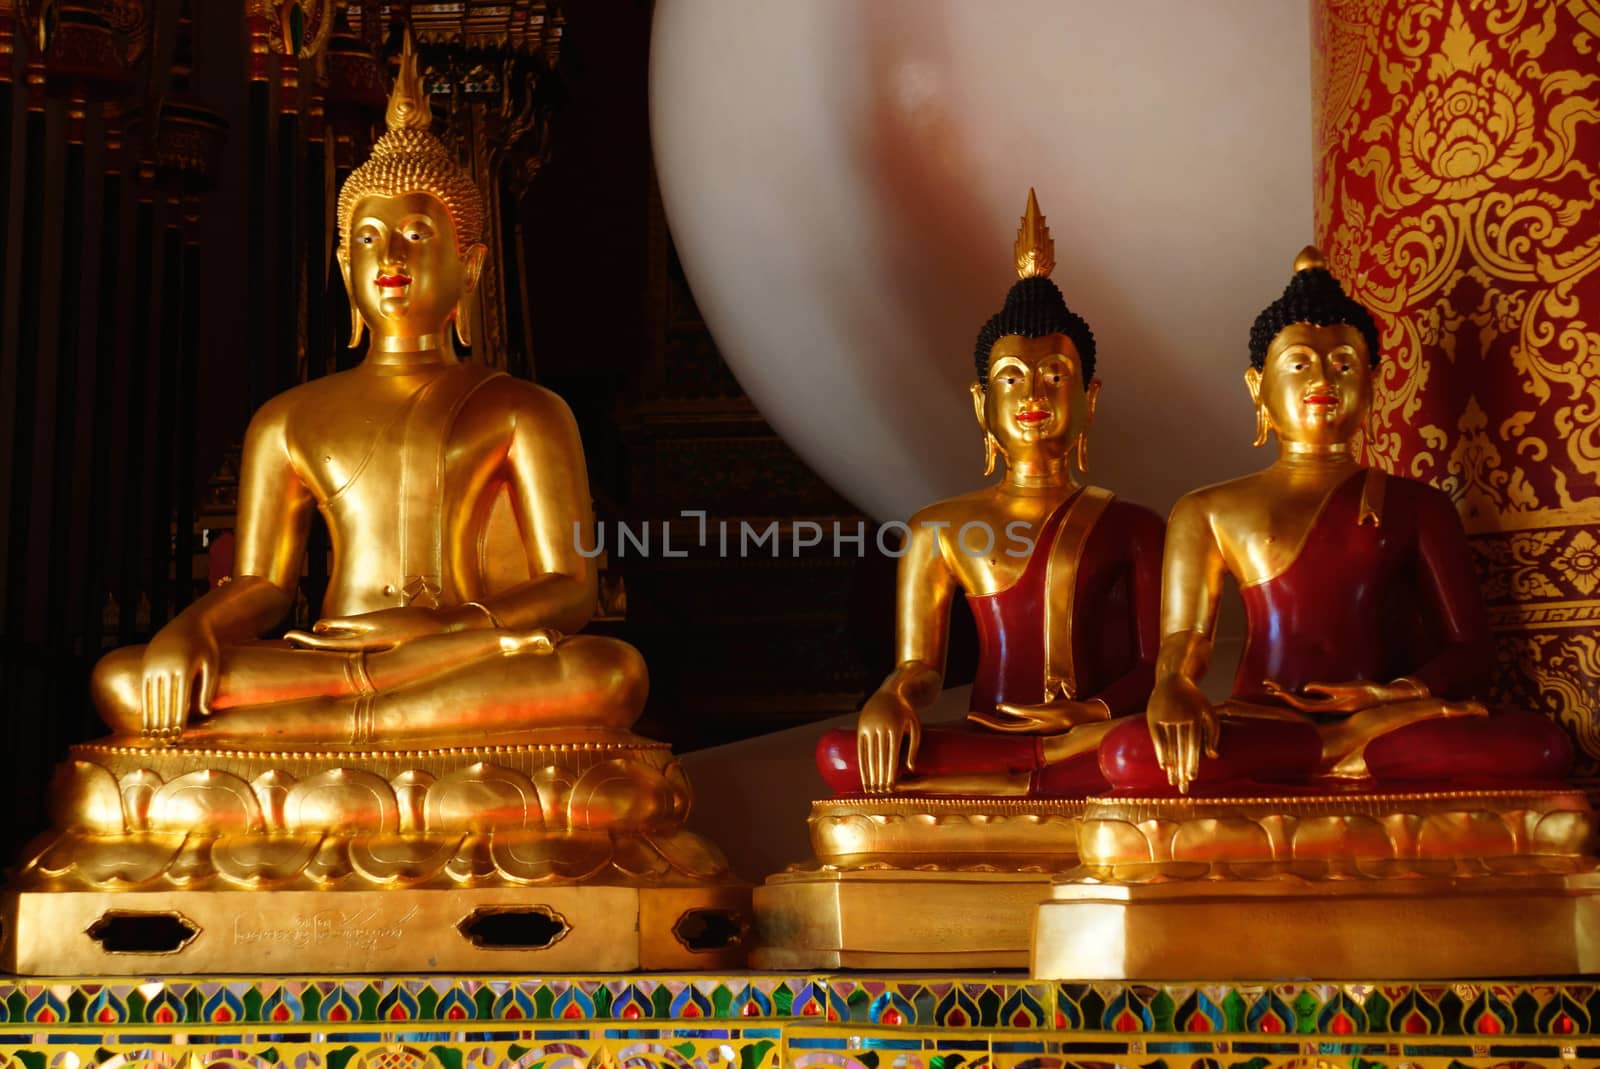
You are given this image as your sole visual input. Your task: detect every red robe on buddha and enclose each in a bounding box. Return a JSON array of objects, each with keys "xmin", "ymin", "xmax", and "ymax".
[{"xmin": 816, "ymin": 489, "xmax": 1164, "ymax": 797}]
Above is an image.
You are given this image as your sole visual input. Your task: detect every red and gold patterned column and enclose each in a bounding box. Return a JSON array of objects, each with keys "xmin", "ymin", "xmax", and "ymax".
[{"xmin": 1315, "ymin": 0, "xmax": 1600, "ymax": 769}]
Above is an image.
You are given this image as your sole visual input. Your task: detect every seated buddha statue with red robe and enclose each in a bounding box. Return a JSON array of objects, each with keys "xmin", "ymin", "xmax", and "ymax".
[
  {"xmin": 1098, "ymin": 248, "xmax": 1574, "ymax": 795},
  {"xmin": 815, "ymin": 192, "xmax": 1164, "ymax": 798}
]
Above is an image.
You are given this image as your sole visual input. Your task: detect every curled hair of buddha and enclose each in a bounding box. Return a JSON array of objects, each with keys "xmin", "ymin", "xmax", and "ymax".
[
  {"xmin": 1249, "ymin": 246, "xmax": 1380, "ymax": 369},
  {"xmin": 974, "ymin": 189, "xmax": 1096, "ymax": 387},
  {"xmin": 336, "ymin": 31, "xmax": 484, "ymax": 254},
  {"xmin": 974, "ymin": 278, "xmax": 1097, "ymax": 386}
]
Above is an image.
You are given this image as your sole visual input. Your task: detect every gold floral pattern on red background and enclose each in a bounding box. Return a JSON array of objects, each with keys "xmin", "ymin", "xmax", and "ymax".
[
  {"xmin": 1473, "ymin": 524, "xmax": 1600, "ymax": 761},
  {"xmin": 1315, "ymin": 0, "xmax": 1600, "ymax": 767}
]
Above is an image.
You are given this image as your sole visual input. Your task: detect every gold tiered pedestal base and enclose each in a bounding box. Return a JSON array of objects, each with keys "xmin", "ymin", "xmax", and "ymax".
[
  {"xmin": 3, "ymin": 883, "xmax": 750, "ymax": 975},
  {"xmin": 3, "ymin": 735, "xmax": 751, "ymax": 975},
  {"xmin": 1035, "ymin": 788, "xmax": 1599, "ymax": 980},
  {"xmin": 1037, "ymin": 871, "xmax": 1600, "ymax": 980},
  {"xmin": 754, "ymin": 868, "xmax": 1051, "ymax": 969},
  {"xmin": 752, "ymin": 797, "xmax": 1082, "ymax": 969}
]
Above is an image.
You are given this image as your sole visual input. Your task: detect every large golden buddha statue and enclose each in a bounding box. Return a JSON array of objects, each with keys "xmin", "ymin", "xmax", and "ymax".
[
  {"xmin": 1033, "ymin": 250, "xmax": 1596, "ymax": 981},
  {"xmin": 755, "ymin": 193, "xmax": 1163, "ymax": 969},
  {"xmin": 93, "ymin": 48, "xmax": 641, "ymax": 749},
  {"xmin": 3, "ymin": 38, "xmax": 746, "ymax": 976}
]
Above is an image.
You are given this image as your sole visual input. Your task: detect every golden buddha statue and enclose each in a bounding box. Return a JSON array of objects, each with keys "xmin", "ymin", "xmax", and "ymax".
[
  {"xmin": 1095, "ymin": 247, "xmax": 1573, "ymax": 796},
  {"xmin": 756, "ymin": 192, "xmax": 1164, "ymax": 969},
  {"xmin": 815, "ymin": 189, "xmax": 1164, "ymax": 799},
  {"xmin": 1033, "ymin": 249, "xmax": 1596, "ymax": 981},
  {"xmin": 92, "ymin": 44, "xmax": 642, "ymax": 750},
  {"xmin": 3, "ymin": 36, "xmax": 747, "ymax": 976}
]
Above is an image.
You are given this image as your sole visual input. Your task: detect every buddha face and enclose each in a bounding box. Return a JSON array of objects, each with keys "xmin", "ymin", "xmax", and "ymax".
[
  {"xmin": 970, "ymin": 333, "xmax": 1098, "ymax": 469},
  {"xmin": 1246, "ymin": 322, "xmax": 1372, "ymax": 447},
  {"xmin": 338, "ymin": 191, "xmax": 485, "ymax": 340}
]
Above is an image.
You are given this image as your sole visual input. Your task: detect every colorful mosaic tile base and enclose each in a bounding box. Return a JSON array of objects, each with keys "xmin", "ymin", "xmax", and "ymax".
[
  {"xmin": 0, "ymin": 976, "xmax": 1596, "ymax": 1068},
  {"xmin": 785, "ymin": 1031, "xmax": 1600, "ymax": 1069},
  {"xmin": 0, "ymin": 1033, "xmax": 781, "ymax": 1069},
  {"xmin": 0, "ymin": 1031, "xmax": 1592, "ymax": 1069},
  {"xmin": 0, "ymin": 978, "xmax": 813, "ymax": 1029},
  {"xmin": 3, "ymin": 976, "xmax": 1592, "ymax": 1037},
  {"xmin": 824, "ymin": 978, "xmax": 1599, "ymax": 1037}
]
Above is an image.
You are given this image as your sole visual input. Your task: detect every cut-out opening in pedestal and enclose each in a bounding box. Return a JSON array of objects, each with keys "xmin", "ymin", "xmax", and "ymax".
[
  {"xmin": 86, "ymin": 911, "xmax": 200, "ymax": 955},
  {"xmin": 455, "ymin": 906, "xmax": 571, "ymax": 950},
  {"xmin": 672, "ymin": 907, "xmax": 745, "ymax": 953}
]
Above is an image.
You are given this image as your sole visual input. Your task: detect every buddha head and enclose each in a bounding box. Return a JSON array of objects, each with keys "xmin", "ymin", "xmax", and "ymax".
[
  {"xmin": 1245, "ymin": 247, "xmax": 1381, "ymax": 448},
  {"xmin": 970, "ymin": 190, "xmax": 1099, "ymax": 477},
  {"xmin": 336, "ymin": 33, "xmax": 486, "ymax": 348}
]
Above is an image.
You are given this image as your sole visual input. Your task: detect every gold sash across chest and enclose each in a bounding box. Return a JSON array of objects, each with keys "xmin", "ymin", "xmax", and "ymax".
[
  {"xmin": 390, "ymin": 363, "xmax": 503, "ymax": 608},
  {"xmin": 1042, "ymin": 485, "xmax": 1113, "ymax": 701}
]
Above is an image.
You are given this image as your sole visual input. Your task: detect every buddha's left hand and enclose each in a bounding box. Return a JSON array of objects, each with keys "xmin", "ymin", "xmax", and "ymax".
[
  {"xmin": 1261, "ymin": 678, "xmax": 1424, "ymax": 714},
  {"xmin": 968, "ymin": 698, "xmax": 1112, "ymax": 734},
  {"xmin": 286, "ymin": 606, "xmax": 454, "ymax": 651}
]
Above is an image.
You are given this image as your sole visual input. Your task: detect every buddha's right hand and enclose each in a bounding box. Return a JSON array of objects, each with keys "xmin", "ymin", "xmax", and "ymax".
[
  {"xmin": 1147, "ymin": 674, "xmax": 1219, "ymax": 794},
  {"xmin": 138, "ymin": 620, "xmax": 220, "ymax": 743},
  {"xmin": 856, "ymin": 692, "xmax": 922, "ymax": 794}
]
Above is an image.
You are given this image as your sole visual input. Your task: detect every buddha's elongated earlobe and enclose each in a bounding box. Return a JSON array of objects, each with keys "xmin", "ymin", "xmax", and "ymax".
[
  {"xmin": 339, "ymin": 247, "xmax": 364, "ymax": 349},
  {"xmin": 1077, "ymin": 379, "xmax": 1099, "ymax": 471},
  {"xmin": 453, "ymin": 243, "xmax": 486, "ymax": 351},
  {"xmin": 971, "ymin": 381, "xmax": 999, "ymax": 476},
  {"xmin": 1244, "ymin": 366, "xmax": 1268, "ymax": 446}
]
